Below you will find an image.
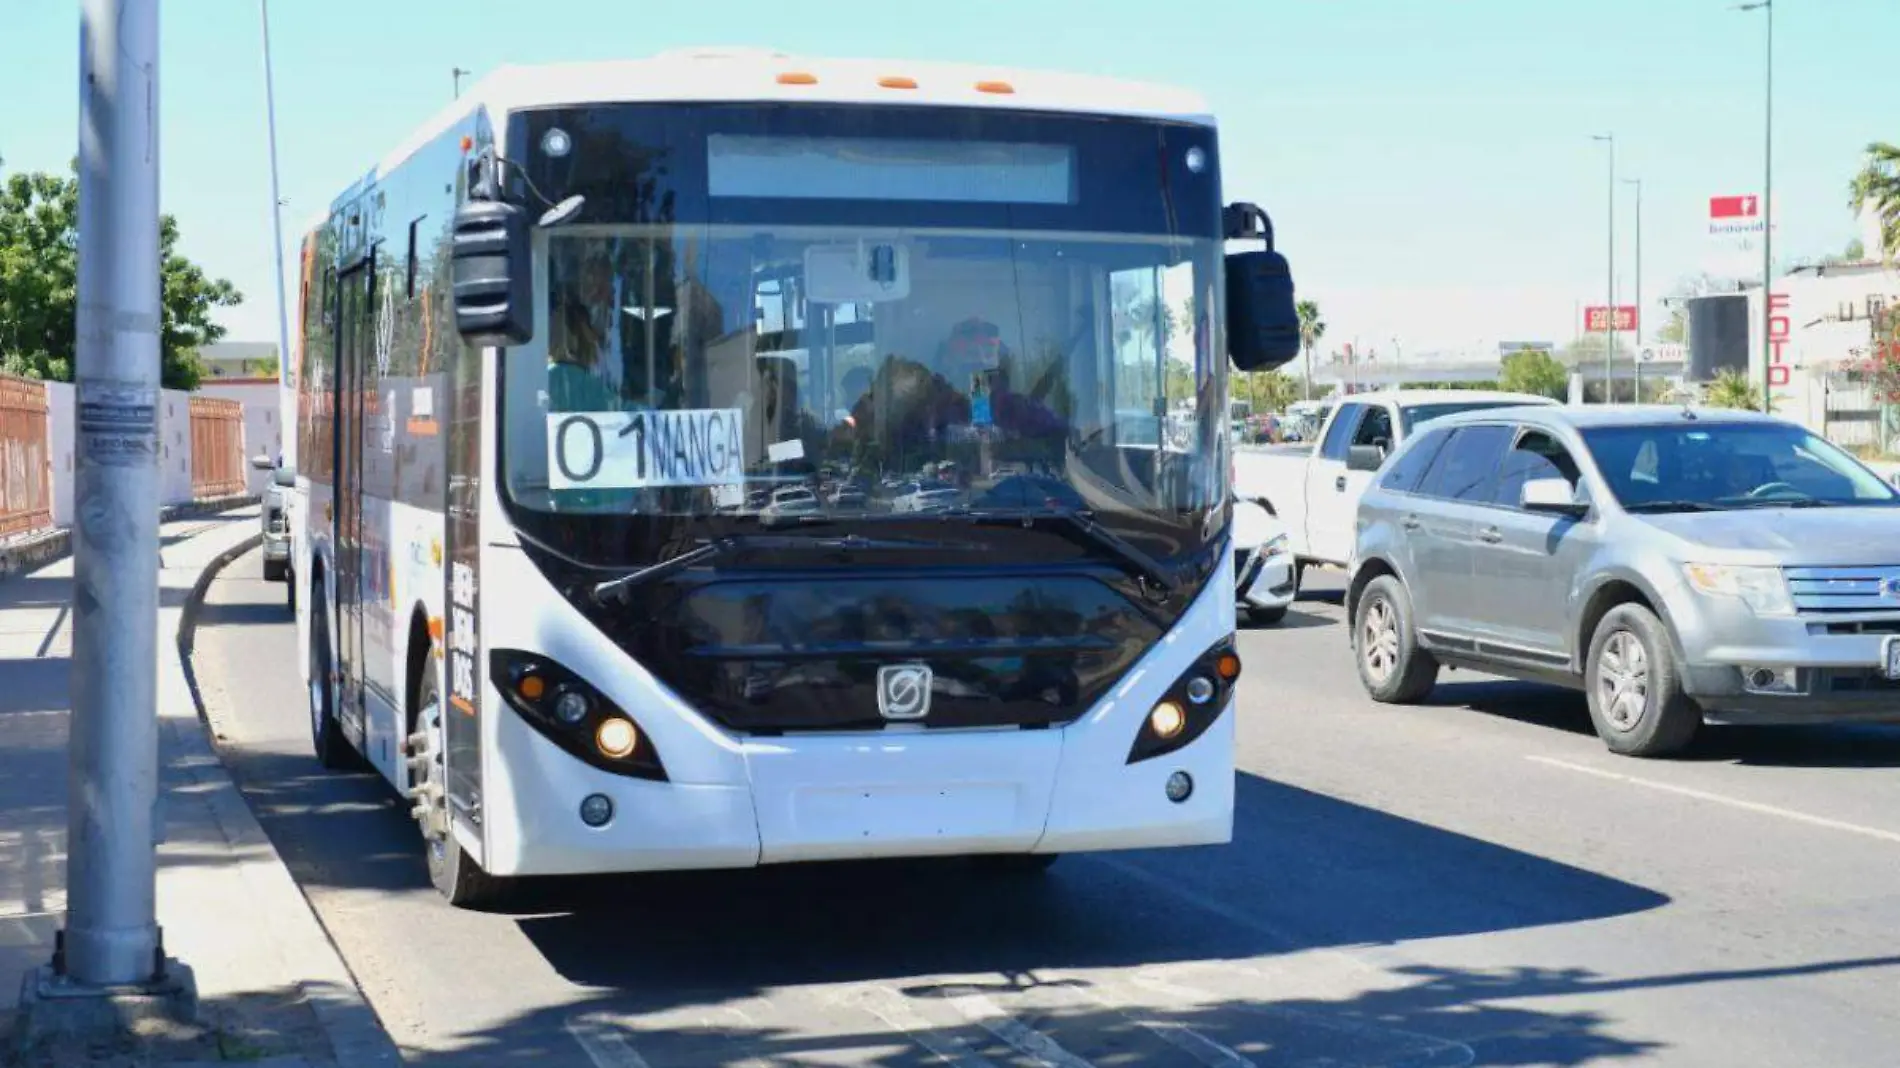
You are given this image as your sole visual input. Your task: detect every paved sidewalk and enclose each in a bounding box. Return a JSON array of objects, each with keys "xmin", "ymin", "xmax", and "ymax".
[{"xmin": 0, "ymin": 509, "xmax": 399, "ymax": 1066}]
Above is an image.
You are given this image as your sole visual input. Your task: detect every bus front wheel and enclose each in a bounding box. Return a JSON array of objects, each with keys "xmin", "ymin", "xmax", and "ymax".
[
  {"xmin": 410, "ymin": 661, "xmax": 512, "ymax": 910},
  {"xmin": 308, "ymin": 588, "xmax": 360, "ymax": 771}
]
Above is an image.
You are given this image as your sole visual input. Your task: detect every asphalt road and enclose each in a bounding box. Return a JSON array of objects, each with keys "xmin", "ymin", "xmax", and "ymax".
[{"xmin": 194, "ymin": 551, "xmax": 1900, "ymax": 1067}]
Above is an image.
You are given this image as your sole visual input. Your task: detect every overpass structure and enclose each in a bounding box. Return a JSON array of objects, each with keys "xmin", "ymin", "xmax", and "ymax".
[{"xmin": 1309, "ymin": 355, "xmax": 1686, "ymax": 389}]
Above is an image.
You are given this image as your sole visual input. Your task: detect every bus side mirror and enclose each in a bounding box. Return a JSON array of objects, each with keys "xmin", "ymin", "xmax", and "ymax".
[
  {"xmin": 272, "ymin": 466, "xmax": 296, "ymax": 488},
  {"xmin": 452, "ymin": 199, "xmax": 534, "ymax": 346},
  {"xmin": 1222, "ymin": 202, "xmax": 1300, "ymax": 372},
  {"xmin": 249, "ymin": 453, "xmax": 276, "ymax": 471}
]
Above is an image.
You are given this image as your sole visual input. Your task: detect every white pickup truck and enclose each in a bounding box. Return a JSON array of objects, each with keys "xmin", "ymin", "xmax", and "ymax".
[{"xmin": 1233, "ymin": 389, "xmax": 1557, "ymax": 574}]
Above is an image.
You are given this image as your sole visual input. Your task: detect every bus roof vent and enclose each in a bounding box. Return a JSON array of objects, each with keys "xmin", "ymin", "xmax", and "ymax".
[{"xmin": 655, "ymin": 46, "xmax": 792, "ymax": 62}]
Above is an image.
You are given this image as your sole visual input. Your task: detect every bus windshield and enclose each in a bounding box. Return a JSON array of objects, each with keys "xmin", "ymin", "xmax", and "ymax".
[{"xmin": 498, "ymin": 104, "xmax": 1226, "ymax": 566}]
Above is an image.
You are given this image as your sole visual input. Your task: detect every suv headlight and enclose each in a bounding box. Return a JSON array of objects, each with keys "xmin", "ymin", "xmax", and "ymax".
[{"xmin": 1682, "ymin": 564, "xmax": 1795, "ymax": 617}]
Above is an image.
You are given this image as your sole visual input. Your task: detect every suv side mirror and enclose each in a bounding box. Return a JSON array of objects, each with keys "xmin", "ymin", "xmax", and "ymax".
[
  {"xmin": 1223, "ymin": 202, "xmax": 1300, "ymax": 372},
  {"xmin": 1346, "ymin": 444, "xmax": 1385, "ymax": 472},
  {"xmin": 1522, "ymin": 478, "xmax": 1587, "ymax": 516},
  {"xmin": 452, "ymin": 198, "xmax": 534, "ymax": 346}
]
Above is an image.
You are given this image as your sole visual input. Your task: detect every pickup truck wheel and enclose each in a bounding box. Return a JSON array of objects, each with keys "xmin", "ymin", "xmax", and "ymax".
[
  {"xmin": 1585, "ymin": 604, "xmax": 1700, "ymax": 758},
  {"xmin": 1354, "ymin": 576, "xmax": 1437, "ymax": 703}
]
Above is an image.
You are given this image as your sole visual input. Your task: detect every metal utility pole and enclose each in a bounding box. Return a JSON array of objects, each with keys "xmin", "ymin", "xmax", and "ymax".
[
  {"xmin": 1625, "ymin": 176, "xmax": 1643, "ymax": 401},
  {"xmin": 1737, "ymin": 0, "xmax": 1774, "ymax": 413},
  {"xmin": 453, "ymin": 66, "xmax": 472, "ymax": 98},
  {"xmin": 67, "ymin": 0, "xmax": 164, "ymax": 987},
  {"xmin": 260, "ymin": 0, "xmax": 293, "ymax": 466},
  {"xmin": 1593, "ymin": 134, "xmax": 1616, "ymax": 403}
]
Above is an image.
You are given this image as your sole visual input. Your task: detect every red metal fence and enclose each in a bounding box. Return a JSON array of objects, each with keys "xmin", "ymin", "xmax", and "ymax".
[
  {"xmin": 189, "ymin": 395, "xmax": 245, "ymax": 500},
  {"xmin": 0, "ymin": 376, "xmax": 52, "ymax": 538}
]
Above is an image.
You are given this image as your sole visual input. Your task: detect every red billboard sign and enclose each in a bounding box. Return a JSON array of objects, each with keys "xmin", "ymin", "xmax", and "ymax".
[
  {"xmin": 1709, "ymin": 195, "xmax": 1760, "ymax": 220},
  {"xmin": 1584, "ymin": 305, "xmax": 1639, "ymax": 333}
]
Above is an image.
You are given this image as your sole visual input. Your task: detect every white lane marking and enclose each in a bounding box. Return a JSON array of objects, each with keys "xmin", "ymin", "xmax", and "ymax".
[
  {"xmin": 695, "ymin": 1005, "xmax": 773, "ymax": 1068},
  {"xmin": 1051, "ymin": 978, "xmax": 1257, "ymax": 1068},
  {"xmin": 1528, "ymin": 755, "xmax": 1900, "ymax": 846},
  {"xmin": 947, "ymin": 991, "xmax": 1096, "ymax": 1068},
  {"xmin": 564, "ymin": 1014, "xmax": 654, "ymax": 1068},
  {"xmin": 1128, "ymin": 969, "xmax": 1474, "ymax": 1067},
  {"xmin": 838, "ymin": 985, "xmax": 1003, "ymax": 1067}
]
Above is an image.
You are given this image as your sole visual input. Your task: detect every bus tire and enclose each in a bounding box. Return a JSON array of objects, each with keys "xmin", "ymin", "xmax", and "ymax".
[
  {"xmin": 308, "ymin": 586, "xmax": 360, "ymax": 771},
  {"xmin": 412, "ymin": 659, "xmax": 512, "ymax": 910}
]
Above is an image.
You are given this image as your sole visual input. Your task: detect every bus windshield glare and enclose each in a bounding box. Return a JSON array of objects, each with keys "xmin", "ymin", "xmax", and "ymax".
[{"xmin": 499, "ymin": 103, "xmax": 1225, "ymax": 564}]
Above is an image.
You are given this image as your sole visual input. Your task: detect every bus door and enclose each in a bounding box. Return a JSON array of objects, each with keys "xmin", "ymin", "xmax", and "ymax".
[{"xmin": 334, "ymin": 247, "xmax": 375, "ymax": 744}]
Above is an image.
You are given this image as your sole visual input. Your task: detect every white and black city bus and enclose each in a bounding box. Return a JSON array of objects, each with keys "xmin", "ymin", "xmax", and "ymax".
[{"xmin": 285, "ymin": 50, "xmax": 1298, "ymax": 907}]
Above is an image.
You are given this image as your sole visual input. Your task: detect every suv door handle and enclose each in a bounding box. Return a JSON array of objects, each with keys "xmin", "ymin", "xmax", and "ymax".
[
  {"xmin": 1478, "ymin": 526, "xmax": 1503, "ymax": 544},
  {"xmin": 1401, "ymin": 515, "xmax": 1422, "ymax": 532},
  {"xmin": 1335, "ymin": 476, "xmax": 1348, "ymax": 492}
]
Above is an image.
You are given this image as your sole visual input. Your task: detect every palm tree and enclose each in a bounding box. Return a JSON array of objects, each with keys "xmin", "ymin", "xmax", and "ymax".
[
  {"xmin": 1704, "ymin": 368, "xmax": 1762, "ymax": 411},
  {"xmin": 1295, "ymin": 300, "xmax": 1325, "ymax": 401},
  {"xmin": 1849, "ymin": 142, "xmax": 1900, "ymax": 261}
]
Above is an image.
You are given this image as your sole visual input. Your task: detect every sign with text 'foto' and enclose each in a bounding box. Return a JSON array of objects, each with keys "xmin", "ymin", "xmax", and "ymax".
[
  {"xmin": 1584, "ymin": 305, "xmax": 1639, "ymax": 333},
  {"xmin": 546, "ymin": 408, "xmax": 746, "ymax": 490}
]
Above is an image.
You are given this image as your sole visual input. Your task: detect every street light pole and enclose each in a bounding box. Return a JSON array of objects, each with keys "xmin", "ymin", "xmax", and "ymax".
[
  {"xmin": 453, "ymin": 66, "xmax": 472, "ymax": 99},
  {"xmin": 1593, "ymin": 134, "xmax": 1616, "ymax": 402},
  {"xmin": 66, "ymin": 0, "xmax": 164, "ymax": 987},
  {"xmin": 1738, "ymin": 0, "xmax": 1774, "ymax": 413},
  {"xmin": 259, "ymin": 0, "xmax": 293, "ymax": 467},
  {"xmin": 1625, "ymin": 176, "xmax": 1643, "ymax": 401}
]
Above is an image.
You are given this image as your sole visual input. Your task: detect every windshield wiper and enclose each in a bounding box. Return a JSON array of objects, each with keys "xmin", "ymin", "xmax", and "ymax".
[
  {"xmin": 591, "ymin": 533, "xmax": 949, "ymax": 604},
  {"xmin": 783, "ymin": 509, "xmax": 1182, "ymax": 596},
  {"xmin": 962, "ymin": 508, "xmax": 1181, "ymax": 596},
  {"xmin": 1623, "ymin": 500, "xmax": 1727, "ymax": 514}
]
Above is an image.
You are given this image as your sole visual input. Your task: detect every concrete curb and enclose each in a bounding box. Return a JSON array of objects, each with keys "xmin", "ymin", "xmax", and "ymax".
[
  {"xmin": 168, "ymin": 536, "xmax": 404, "ymax": 1067},
  {"xmin": 0, "ymin": 495, "xmax": 261, "ymax": 582}
]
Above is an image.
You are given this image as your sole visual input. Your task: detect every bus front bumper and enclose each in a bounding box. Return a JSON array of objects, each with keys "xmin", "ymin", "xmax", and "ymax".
[{"xmin": 483, "ymin": 705, "xmax": 1234, "ymax": 877}]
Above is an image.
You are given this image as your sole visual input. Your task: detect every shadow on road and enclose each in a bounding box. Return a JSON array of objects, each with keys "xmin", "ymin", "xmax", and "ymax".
[
  {"xmin": 1441, "ymin": 678, "xmax": 1900, "ymax": 768},
  {"xmin": 389, "ymin": 951, "xmax": 1900, "ymax": 1066},
  {"xmin": 1240, "ymin": 606, "xmax": 1335, "ymax": 632},
  {"xmin": 502, "ymin": 772, "xmax": 1667, "ymax": 1004}
]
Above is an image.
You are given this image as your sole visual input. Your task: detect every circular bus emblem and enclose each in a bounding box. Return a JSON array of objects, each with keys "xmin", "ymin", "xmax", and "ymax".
[{"xmin": 877, "ymin": 664, "xmax": 933, "ymax": 721}]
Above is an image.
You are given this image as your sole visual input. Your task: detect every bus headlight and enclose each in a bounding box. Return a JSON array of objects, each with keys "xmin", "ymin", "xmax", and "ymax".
[
  {"xmin": 1127, "ymin": 639, "xmax": 1240, "ymax": 765},
  {"xmin": 594, "ymin": 717, "xmax": 638, "ymax": 759},
  {"xmin": 490, "ymin": 650, "xmax": 668, "ymax": 781}
]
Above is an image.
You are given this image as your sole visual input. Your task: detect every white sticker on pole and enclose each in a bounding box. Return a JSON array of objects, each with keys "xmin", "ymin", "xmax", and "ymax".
[{"xmin": 546, "ymin": 409, "xmax": 745, "ymax": 490}]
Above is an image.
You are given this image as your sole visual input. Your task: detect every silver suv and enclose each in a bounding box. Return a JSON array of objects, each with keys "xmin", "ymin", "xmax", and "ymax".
[{"xmin": 1348, "ymin": 405, "xmax": 1900, "ymax": 757}]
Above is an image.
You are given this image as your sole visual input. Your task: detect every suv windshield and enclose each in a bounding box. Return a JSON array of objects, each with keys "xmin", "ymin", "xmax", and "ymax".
[
  {"xmin": 1582, "ymin": 422, "xmax": 1900, "ymax": 510},
  {"xmin": 498, "ymin": 103, "xmax": 1226, "ymax": 569}
]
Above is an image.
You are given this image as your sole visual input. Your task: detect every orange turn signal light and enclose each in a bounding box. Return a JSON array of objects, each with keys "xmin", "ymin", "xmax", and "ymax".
[
  {"xmin": 1215, "ymin": 653, "xmax": 1242, "ymax": 681},
  {"xmin": 878, "ymin": 76, "xmax": 918, "ymax": 90},
  {"xmin": 974, "ymin": 80, "xmax": 1015, "ymax": 95},
  {"xmin": 776, "ymin": 71, "xmax": 818, "ymax": 85},
  {"xmin": 518, "ymin": 674, "xmax": 546, "ymax": 701}
]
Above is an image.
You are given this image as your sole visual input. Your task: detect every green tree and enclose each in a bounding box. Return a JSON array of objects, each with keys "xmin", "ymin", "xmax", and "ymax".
[
  {"xmin": 1498, "ymin": 347, "xmax": 1570, "ymax": 400},
  {"xmin": 1704, "ymin": 368, "xmax": 1762, "ymax": 411},
  {"xmin": 1657, "ymin": 306, "xmax": 1687, "ymax": 344},
  {"xmin": 1849, "ymin": 142, "xmax": 1900, "ymax": 261},
  {"xmin": 1241, "ymin": 369, "xmax": 1298, "ymax": 414},
  {"xmin": 0, "ymin": 157, "xmax": 239, "ymax": 389},
  {"xmin": 1295, "ymin": 299, "xmax": 1325, "ymax": 401}
]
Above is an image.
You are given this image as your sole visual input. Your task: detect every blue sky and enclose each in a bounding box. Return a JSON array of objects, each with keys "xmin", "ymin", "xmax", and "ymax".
[{"xmin": 3, "ymin": 0, "xmax": 1895, "ymax": 357}]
